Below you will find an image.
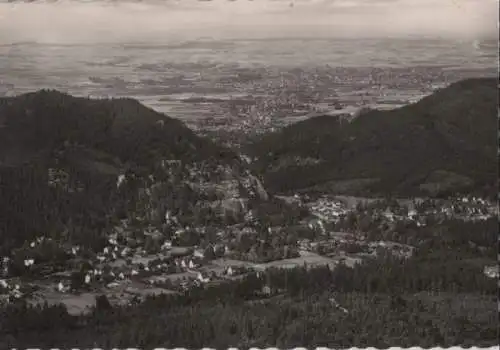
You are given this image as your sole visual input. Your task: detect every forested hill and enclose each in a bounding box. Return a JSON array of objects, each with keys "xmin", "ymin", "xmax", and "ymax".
[
  {"xmin": 246, "ymin": 77, "xmax": 498, "ymax": 198},
  {"xmin": 0, "ymin": 90, "xmax": 237, "ymax": 167},
  {"xmin": 0, "ymin": 90, "xmax": 259, "ymax": 253}
]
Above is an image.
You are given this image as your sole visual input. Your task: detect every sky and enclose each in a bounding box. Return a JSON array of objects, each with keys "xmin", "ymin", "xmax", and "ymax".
[{"xmin": 0, "ymin": 0, "xmax": 498, "ymax": 44}]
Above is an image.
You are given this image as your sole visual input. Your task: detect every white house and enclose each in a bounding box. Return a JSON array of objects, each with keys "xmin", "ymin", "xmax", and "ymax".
[
  {"xmin": 175, "ymin": 229, "xmax": 184, "ymax": 237},
  {"xmin": 383, "ymin": 209, "xmax": 395, "ymax": 222},
  {"xmin": 339, "ymin": 306, "xmax": 349, "ymax": 314},
  {"xmin": 116, "ymin": 174, "xmax": 126, "ymax": 188},
  {"xmin": 408, "ymin": 209, "xmax": 417, "ymax": 219},
  {"xmin": 11, "ymin": 289, "xmax": 22, "ymax": 299},
  {"xmin": 483, "ymin": 265, "xmax": 499, "ymax": 279},
  {"xmin": 197, "ymin": 272, "xmax": 210, "ymax": 283},
  {"xmin": 121, "ymin": 247, "xmax": 130, "ymax": 257},
  {"xmin": 318, "ymin": 220, "xmax": 325, "ymax": 233}
]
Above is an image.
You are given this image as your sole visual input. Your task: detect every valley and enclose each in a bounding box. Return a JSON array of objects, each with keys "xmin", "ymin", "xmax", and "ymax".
[{"xmin": 0, "ymin": 78, "xmax": 497, "ymax": 348}]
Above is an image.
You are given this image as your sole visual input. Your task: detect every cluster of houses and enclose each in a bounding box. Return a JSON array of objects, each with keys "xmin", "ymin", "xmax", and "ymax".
[
  {"xmin": 344, "ymin": 196, "xmax": 495, "ymax": 229},
  {"xmin": 146, "ymin": 264, "xmax": 250, "ymax": 291},
  {"xmin": 307, "ymin": 196, "xmax": 349, "ymax": 223},
  {"xmin": 40, "ymin": 227, "xmax": 244, "ymax": 298},
  {"xmin": 366, "ymin": 241, "xmax": 415, "ymax": 259},
  {"xmin": 446, "ymin": 197, "xmax": 496, "ymax": 221},
  {"xmin": 298, "ymin": 229, "xmax": 415, "ymax": 261},
  {"xmin": 0, "ymin": 278, "xmax": 23, "ymax": 303},
  {"xmin": 1, "ymin": 184, "xmax": 496, "ymax": 308}
]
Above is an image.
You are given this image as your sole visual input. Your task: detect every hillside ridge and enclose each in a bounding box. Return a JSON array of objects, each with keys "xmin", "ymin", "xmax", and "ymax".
[{"xmin": 246, "ymin": 77, "xmax": 498, "ymax": 198}]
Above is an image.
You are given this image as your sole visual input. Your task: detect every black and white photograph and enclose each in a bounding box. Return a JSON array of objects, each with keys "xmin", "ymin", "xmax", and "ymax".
[{"xmin": 0, "ymin": 0, "xmax": 498, "ymax": 348}]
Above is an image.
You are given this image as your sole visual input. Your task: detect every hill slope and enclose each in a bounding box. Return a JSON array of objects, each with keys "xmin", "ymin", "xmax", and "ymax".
[
  {"xmin": 246, "ymin": 77, "xmax": 498, "ymax": 198},
  {"xmin": 0, "ymin": 90, "xmax": 269, "ymax": 252}
]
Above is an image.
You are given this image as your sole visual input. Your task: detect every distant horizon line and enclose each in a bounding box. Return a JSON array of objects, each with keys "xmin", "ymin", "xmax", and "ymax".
[{"xmin": 1, "ymin": 35, "xmax": 498, "ymax": 46}]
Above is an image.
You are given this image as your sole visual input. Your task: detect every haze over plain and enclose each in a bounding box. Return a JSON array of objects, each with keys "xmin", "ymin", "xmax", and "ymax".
[{"xmin": 0, "ymin": 0, "xmax": 498, "ymax": 44}]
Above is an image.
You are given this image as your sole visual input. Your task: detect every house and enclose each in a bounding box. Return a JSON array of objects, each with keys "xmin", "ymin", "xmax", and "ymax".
[
  {"xmin": 13, "ymin": 288, "xmax": 23, "ymax": 298},
  {"xmin": 121, "ymin": 247, "xmax": 131, "ymax": 257},
  {"xmin": 193, "ymin": 249, "xmax": 204, "ymax": 259},
  {"xmin": 24, "ymin": 259, "xmax": 35, "ymax": 267},
  {"xmin": 197, "ymin": 272, "xmax": 210, "ymax": 283},
  {"xmin": 408, "ymin": 209, "xmax": 417, "ymax": 219},
  {"xmin": 174, "ymin": 229, "xmax": 185, "ymax": 237},
  {"xmin": 383, "ymin": 208, "xmax": 395, "ymax": 222},
  {"xmin": 483, "ymin": 265, "xmax": 499, "ymax": 279},
  {"xmin": 57, "ymin": 282, "xmax": 66, "ymax": 292},
  {"xmin": 165, "ymin": 210, "xmax": 172, "ymax": 221},
  {"xmin": 116, "ymin": 174, "xmax": 126, "ymax": 188},
  {"xmin": 261, "ymin": 285, "xmax": 272, "ymax": 296},
  {"xmin": 0, "ymin": 279, "xmax": 8, "ymax": 289},
  {"xmin": 161, "ymin": 241, "xmax": 172, "ymax": 250}
]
